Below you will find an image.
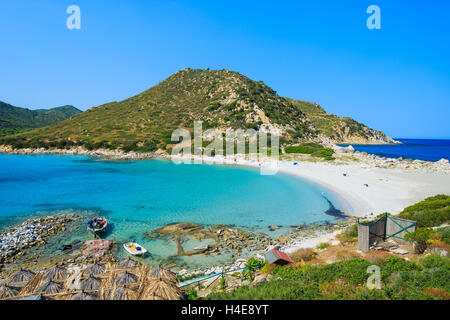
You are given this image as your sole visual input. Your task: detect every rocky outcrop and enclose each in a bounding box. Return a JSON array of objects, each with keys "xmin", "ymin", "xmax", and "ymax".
[
  {"xmin": 0, "ymin": 215, "xmax": 76, "ymax": 264},
  {"xmin": 334, "ymin": 147, "xmax": 450, "ymax": 173}
]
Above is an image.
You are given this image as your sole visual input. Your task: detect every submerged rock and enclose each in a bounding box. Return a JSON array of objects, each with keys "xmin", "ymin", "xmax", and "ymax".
[{"xmin": 153, "ymin": 222, "xmax": 204, "ymax": 235}]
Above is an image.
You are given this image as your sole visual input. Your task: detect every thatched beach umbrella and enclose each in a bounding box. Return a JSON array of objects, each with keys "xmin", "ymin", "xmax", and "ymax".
[
  {"xmin": 149, "ymin": 266, "xmax": 178, "ymax": 283},
  {"xmin": 119, "ymin": 258, "xmax": 139, "ymax": 268},
  {"xmin": 38, "ymin": 281, "xmax": 63, "ymax": 295},
  {"xmin": 44, "ymin": 266, "xmax": 67, "ymax": 282},
  {"xmin": 0, "ymin": 285, "xmax": 20, "ymax": 299},
  {"xmin": 70, "ymin": 291, "xmax": 98, "ymax": 300},
  {"xmin": 115, "ymin": 272, "xmax": 138, "ymax": 286},
  {"xmin": 9, "ymin": 269, "xmax": 36, "ymax": 287},
  {"xmin": 141, "ymin": 279, "xmax": 183, "ymax": 300},
  {"xmin": 111, "ymin": 287, "xmax": 139, "ymax": 300},
  {"xmin": 86, "ymin": 263, "xmax": 106, "ymax": 276},
  {"xmin": 80, "ymin": 276, "xmax": 102, "ymax": 291}
]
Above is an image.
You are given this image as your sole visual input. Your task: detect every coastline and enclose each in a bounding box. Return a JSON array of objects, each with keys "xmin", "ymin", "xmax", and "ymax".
[
  {"xmin": 1, "ymin": 145, "xmax": 450, "ymax": 261},
  {"xmin": 1, "ymin": 144, "xmax": 450, "ymax": 219}
]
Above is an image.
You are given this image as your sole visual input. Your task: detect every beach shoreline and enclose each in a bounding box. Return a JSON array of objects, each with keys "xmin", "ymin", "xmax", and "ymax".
[
  {"xmin": 1, "ymin": 146, "xmax": 450, "ymax": 264},
  {"xmin": 2, "ymin": 144, "xmax": 450, "ymax": 219}
]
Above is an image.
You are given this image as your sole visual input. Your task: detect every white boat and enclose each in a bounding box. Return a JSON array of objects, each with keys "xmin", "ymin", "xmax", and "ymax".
[
  {"xmin": 123, "ymin": 242, "xmax": 148, "ymax": 256},
  {"xmin": 194, "ymin": 244, "xmax": 209, "ymax": 251}
]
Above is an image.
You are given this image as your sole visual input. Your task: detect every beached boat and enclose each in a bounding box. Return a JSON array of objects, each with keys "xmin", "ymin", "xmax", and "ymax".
[
  {"xmin": 86, "ymin": 217, "xmax": 108, "ymax": 238},
  {"xmin": 123, "ymin": 242, "xmax": 148, "ymax": 256}
]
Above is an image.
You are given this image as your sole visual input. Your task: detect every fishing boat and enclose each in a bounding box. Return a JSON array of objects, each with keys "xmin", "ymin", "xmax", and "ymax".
[
  {"xmin": 123, "ymin": 242, "xmax": 148, "ymax": 256},
  {"xmin": 86, "ymin": 216, "xmax": 108, "ymax": 238}
]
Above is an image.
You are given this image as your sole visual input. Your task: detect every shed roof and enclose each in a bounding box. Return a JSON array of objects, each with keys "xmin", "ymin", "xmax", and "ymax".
[{"xmin": 264, "ymin": 249, "xmax": 293, "ymax": 265}]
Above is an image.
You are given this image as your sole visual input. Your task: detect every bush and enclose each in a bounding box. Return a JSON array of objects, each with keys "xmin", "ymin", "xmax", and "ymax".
[
  {"xmin": 317, "ymin": 243, "xmax": 329, "ymax": 250},
  {"xmin": 284, "ymin": 143, "xmax": 334, "ymax": 160},
  {"xmin": 260, "ymin": 263, "xmax": 277, "ymax": 274},
  {"xmin": 207, "ymin": 257, "xmax": 450, "ymax": 300},
  {"xmin": 420, "ymin": 254, "xmax": 450, "ymax": 269},
  {"xmin": 399, "ymin": 194, "xmax": 450, "ymax": 227},
  {"xmin": 121, "ymin": 141, "xmax": 138, "ymax": 152},
  {"xmin": 185, "ymin": 288, "xmax": 199, "ymax": 300},
  {"xmin": 405, "ymin": 228, "xmax": 434, "ymax": 253},
  {"xmin": 435, "ymin": 227, "xmax": 450, "ymax": 245},
  {"xmin": 284, "ymin": 143, "xmax": 323, "ymax": 154},
  {"xmin": 245, "ymin": 257, "xmax": 266, "ymax": 272}
]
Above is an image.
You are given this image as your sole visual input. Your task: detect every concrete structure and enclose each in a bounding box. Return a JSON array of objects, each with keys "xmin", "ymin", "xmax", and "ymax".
[{"xmin": 357, "ymin": 214, "xmax": 416, "ymax": 252}]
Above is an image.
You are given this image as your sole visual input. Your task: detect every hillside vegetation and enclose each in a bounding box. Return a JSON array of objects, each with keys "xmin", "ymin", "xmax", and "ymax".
[
  {"xmin": 288, "ymin": 99, "xmax": 396, "ymax": 144},
  {"xmin": 0, "ymin": 69, "xmax": 394, "ymax": 152},
  {"xmin": 207, "ymin": 255, "xmax": 449, "ymax": 300},
  {"xmin": 0, "ymin": 101, "xmax": 81, "ymax": 136},
  {"xmin": 399, "ymin": 194, "xmax": 450, "ymax": 227}
]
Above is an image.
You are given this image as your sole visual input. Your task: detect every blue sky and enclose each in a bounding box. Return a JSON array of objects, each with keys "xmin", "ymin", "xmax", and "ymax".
[{"xmin": 0, "ymin": 0, "xmax": 449, "ymax": 139}]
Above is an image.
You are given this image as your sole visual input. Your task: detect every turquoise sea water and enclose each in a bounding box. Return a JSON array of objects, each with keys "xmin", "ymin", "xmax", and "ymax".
[{"xmin": 0, "ymin": 154, "xmax": 344, "ymax": 268}]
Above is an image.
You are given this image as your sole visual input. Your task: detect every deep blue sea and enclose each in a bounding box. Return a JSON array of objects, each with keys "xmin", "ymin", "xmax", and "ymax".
[
  {"xmin": 0, "ymin": 154, "xmax": 344, "ymax": 268},
  {"xmin": 341, "ymin": 139, "xmax": 450, "ymax": 162}
]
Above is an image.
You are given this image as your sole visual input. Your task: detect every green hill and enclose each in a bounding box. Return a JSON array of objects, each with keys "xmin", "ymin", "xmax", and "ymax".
[
  {"xmin": 0, "ymin": 101, "xmax": 82, "ymax": 136},
  {"xmin": 0, "ymin": 68, "xmax": 394, "ymax": 152},
  {"xmin": 0, "ymin": 69, "xmax": 320, "ymax": 152},
  {"xmin": 288, "ymin": 99, "xmax": 395, "ymax": 144}
]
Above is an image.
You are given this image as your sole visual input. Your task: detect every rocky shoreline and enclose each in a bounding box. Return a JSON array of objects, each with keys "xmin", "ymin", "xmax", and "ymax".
[
  {"xmin": 0, "ymin": 212, "xmax": 353, "ymax": 281},
  {"xmin": 0, "ymin": 145, "xmax": 167, "ymax": 161},
  {"xmin": 1, "ymin": 143, "xmax": 449, "ymax": 174},
  {"xmin": 335, "ymin": 145, "xmax": 450, "ymax": 173},
  {"xmin": 0, "ymin": 215, "xmax": 77, "ymax": 266},
  {"xmin": 169, "ymin": 221, "xmax": 353, "ymax": 279}
]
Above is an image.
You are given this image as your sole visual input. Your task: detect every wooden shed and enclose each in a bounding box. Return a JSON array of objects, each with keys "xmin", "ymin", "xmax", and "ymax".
[{"xmin": 264, "ymin": 249, "xmax": 293, "ymax": 265}]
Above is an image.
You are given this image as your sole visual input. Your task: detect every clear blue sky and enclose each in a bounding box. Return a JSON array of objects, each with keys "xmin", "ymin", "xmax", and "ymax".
[{"xmin": 0, "ymin": 0, "xmax": 449, "ymax": 139}]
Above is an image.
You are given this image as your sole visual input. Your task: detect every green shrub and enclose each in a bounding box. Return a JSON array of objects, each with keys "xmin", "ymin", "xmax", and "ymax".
[
  {"xmin": 185, "ymin": 288, "xmax": 199, "ymax": 300},
  {"xmin": 399, "ymin": 195, "xmax": 450, "ymax": 227},
  {"xmin": 245, "ymin": 257, "xmax": 266, "ymax": 272},
  {"xmin": 405, "ymin": 228, "xmax": 434, "ymax": 253},
  {"xmin": 207, "ymin": 256, "xmax": 450, "ymax": 300},
  {"xmin": 284, "ymin": 143, "xmax": 334, "ymax": 160},
  {"xmin": 435, "ymin": 226, "xmax": 450, "ymax": 245},
  {"xmin": 317, "ymin": 243, "xmax": 329, "ymax": 250}
]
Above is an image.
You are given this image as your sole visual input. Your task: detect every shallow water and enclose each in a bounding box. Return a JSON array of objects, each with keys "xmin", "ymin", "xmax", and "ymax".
[{"xmin": 0, "ymin": 154, "xmax": 345, "ymax": 268}]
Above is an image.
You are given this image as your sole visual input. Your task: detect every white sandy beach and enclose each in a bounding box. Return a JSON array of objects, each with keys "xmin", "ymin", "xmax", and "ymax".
[{"xmin": 278, "ymin": 161, "xmax": 450, "ymax": 218}]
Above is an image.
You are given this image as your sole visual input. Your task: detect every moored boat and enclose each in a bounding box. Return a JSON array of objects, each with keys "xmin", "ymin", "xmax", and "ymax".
[
  {"xmin": 123, "ymin": 242, "xmax": 148, "ymax": 256},
  {"xmin": 86, "ymin": 217, "xmax": 108, "ymax": 238}
]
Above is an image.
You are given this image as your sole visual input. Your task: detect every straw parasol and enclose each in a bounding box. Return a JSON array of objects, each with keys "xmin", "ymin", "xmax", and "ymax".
[
  {"xmin": 111, "ymin": 287, "xmax": 139, "ymax": 300},
  {"xmin": 141, "ymin": 278, "xmax": 183, "ymax": 300},
  {"xmin": 70, "ymin": 291, "xmax": 98, "ymax": 300},
  {"xmin": 0, "ymin": 285, "xmax": 20, "ymax": 299},
  {"xmin": 149, "ymin": 266, "xmax": 178, "ymax": 283},
  {"xmin": 8, "ymin": 269, "xmax": 35, "ymax": 287},
  {"xmin": 44, "ymin": 266, "xmax": 67, "ymax": 282},
  {"xmin": 85, "ymin": 263, "xmax": 106, "ymax": 276},
  {"xmin": 38, "ymin": 281, "xmax": 63, "ymax": 295},
  {"xmin": 80, "ymin": 276, "xmax": 102, "ymax": 291},
  {"xmin": 119, "ymin": 258, "xmax": 139, "ymax": 268},
  {"xmin": 115, "ymin": 272, "xmax": 138, "ymax": 286}
]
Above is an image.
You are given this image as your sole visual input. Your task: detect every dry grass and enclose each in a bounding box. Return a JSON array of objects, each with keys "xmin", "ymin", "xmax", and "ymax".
[
  {"xmin": 290, "ymin": 248, "xmax": 317, "ymax": 263},
  {"xmin": 363, "ymin": 250, "xmax": 392, "ymax": 263},
  {"xmin": 424, "ymin": 288, "xmax": 450, "ymax": 300}
]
